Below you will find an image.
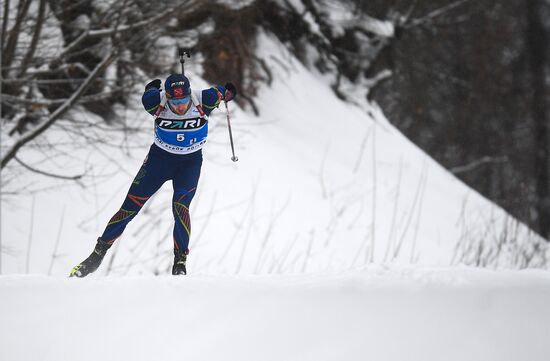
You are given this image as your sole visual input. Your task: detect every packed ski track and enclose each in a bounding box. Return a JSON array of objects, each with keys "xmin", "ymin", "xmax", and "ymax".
[{"xmin": 1, "ymin": 266, "xmax": 550, "ymax": 361}]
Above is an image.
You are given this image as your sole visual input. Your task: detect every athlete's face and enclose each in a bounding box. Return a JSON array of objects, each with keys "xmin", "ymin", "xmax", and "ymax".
[{"xmin": 168, "ymin": 96, "xmax": 191, "ymax": 115}]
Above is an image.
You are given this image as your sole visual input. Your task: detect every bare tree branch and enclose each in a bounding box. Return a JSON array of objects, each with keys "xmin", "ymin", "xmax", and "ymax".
[
  {"xmin": 450, "ymin": 156, "xmax": 508, "ymax": 175},
  {"xmin": 1, "ymin": 50, "xmax": 117, "ymax": 169},
  {"xmin": 14, "ymin": 156, "xmax": 84, "ymax": 180},
  {"xmin": 0, "ymin": 0, "xmax": 10, "ymax": 52},
  {"xmin": 17, "ymin": 0, "xmax": 47, "ymax": 77},
  {"xmin": 87, "ymin": 1, "xmax": 199, "ymax": 37},
  {"xmin": 404, "ymin": 0, "xmax": 471, "ymax": 29},
  {"xmin": 59, "ymin": 0, "xmax": 200, "ymax": 57},
  {"xmin": 1, "ymin": 0, "xmax": 32, "ymax": 72}
]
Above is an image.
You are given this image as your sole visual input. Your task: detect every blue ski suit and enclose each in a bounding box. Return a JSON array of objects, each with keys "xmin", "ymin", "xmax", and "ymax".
[{"xmin": 99, "ymin": 80, "xmax": 229, "ymax": 254}]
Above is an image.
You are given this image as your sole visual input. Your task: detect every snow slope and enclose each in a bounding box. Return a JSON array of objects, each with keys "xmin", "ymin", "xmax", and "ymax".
[
  {"xmin": 1, "ymin": 266, "xmax": 549, "ymax": 361},
  {"xmin": 1, "ymin": 32, "xmax": 547, "ymax": 276}
]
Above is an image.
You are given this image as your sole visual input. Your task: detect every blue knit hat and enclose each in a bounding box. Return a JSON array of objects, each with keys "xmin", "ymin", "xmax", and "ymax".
[{"xmin": 165, "ymin": 74, "xmax": 190, "ymax": 98}]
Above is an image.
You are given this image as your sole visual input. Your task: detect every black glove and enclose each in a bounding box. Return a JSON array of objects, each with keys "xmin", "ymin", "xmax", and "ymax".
[
  {"xmin": 224, "ymin": 82, "xmax": 237, "ymax": 101},
  {"xmin": 145, "ymin": 79, "xmax": 162, "ymax": 91}
]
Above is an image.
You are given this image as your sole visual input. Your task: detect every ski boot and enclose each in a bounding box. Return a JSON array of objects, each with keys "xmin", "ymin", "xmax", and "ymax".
[
  {"xmin": 69, "ymin": 238, "xmax": 110, "ymax": 278},
  {"xmin": 172, "ymin": 249, "xmax": 188, "ymax": 275}
]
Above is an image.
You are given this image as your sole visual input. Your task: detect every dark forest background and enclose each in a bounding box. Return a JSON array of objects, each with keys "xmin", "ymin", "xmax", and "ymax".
[
  {"xmin": 1, "ymin": 0, "xmax": 549, "ymax": 241},
  {"xmin": 365, "ymin": 0, "xmax": 550, "ymax": 241}
]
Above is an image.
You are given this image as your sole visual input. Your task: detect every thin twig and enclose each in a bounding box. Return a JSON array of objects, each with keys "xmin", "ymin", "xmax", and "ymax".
[
  {"xmin": 369, "ymin": 125, "xmax": 377, "ymax": 263},
  {"xmin": 235, "ymin": 184, "xmax": 259, "ymax": 274},
  {"xmin": 353, "ymin": 127, "xmax": 371, "ymax": 173},
  {"xmin": 404, "ymin": 0, "xmax": 471, "ymax": 29},
  {"xmin": 384, "ymin": 158, "xmax": 403, "ymax": 262},
  {"xmin": 48, "ymin": 204, "xmax": 66, "ymax": 275},
  {"xmin": 26, "ymin": 194, "xmax": 36, "ymax": 274},
  {"xmin": 393, "ymin": 159, "xmax": 428, "ymax": 260},
  {"xmin": 450, "ymin": 156, "xmax": 507, "ymax": 175},
  {"xmin": 14, "ymin": 156, "xmax": 84, "ymax": 180},
  {"xmin": 301, "ymin": 230, "xmax": 315, "ymax": 273},
  {"xmin": 254, "ymin": 194, "xmax": 291, "ymax": 273},
  {"xmin": 410, "ymin": 160, "xmax": 429, "ymax": 263}
]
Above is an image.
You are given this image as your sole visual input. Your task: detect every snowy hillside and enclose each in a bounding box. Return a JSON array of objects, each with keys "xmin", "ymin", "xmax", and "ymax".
[
  {"xmin": 1, "ymin": 266, "xmax": 549, "ymax": 361},
  {"xmin": 1, "ymin": 33, "xmax": 548, "ymax": 275}
]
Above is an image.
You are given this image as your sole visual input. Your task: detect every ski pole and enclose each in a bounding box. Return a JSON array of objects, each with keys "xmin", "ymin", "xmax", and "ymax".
[
  {"xmin": 178, "ymin": 48, "xmax": 207, "ymax": 117},
  {"xmin": 153, "ymin": 49, "xmax": 190, "ymax": 120},
  {"xmin": 225, "ymin": 100, "xmax": 238, "ymax": 162},
  {"xmin": 177, "ymin": 47, "xmax": 236, "ymax": 162},
  {"xmin": 179, "ymin": 48, "xmax": 190, "ymax": 75}
]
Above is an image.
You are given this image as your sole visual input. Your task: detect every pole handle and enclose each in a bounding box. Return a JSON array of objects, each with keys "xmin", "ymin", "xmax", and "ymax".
[{"xmin": 178, "ymin": 48, "xmax": 191, "ymax": 75}]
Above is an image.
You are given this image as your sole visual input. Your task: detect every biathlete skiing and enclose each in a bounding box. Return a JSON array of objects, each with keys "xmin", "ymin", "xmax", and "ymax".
[{"xmin": 70, "ymin": 50, "xmax": 237, "ymax": 277}]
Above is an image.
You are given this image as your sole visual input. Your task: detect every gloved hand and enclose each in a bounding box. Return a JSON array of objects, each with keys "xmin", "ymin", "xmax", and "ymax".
[
  {"xmin": 224, "ymin": 82, "xmax": 237, "ymax": 102},
  {"xmin": 145, "ymin": 79, "xmax": 162, "ymax": 91}
]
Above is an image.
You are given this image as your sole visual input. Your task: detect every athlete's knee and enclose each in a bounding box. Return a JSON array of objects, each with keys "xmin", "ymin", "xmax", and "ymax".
[
  {"xmin": 173, "ymin": 187, "xmax": 197, "ymax": 206},
  {"xmin": 125, "ymin": 193, "xmax": 151, "ymax": 208}
]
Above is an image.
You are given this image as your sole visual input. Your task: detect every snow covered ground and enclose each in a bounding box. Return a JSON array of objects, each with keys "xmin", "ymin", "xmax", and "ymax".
[
  {"xmin": 1, "ymin": 266, "xmax": 549, "ymax": 361},
  {"xmin": 2, "ymin": 32, "xmax": 546, "ymax": 276}
]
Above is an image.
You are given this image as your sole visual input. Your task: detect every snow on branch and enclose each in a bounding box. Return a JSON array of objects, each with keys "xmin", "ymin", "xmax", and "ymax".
[
  {"xmin": 60, "ymin": 0, "xmax": 201, "ymax": 56},
  {"xmin": 1, "ymin": 50, "xmax": 117, "ymax": 170},
  {"xmin": 404, "ymin": 0, "xmax": 472, "ymax": 29}
]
